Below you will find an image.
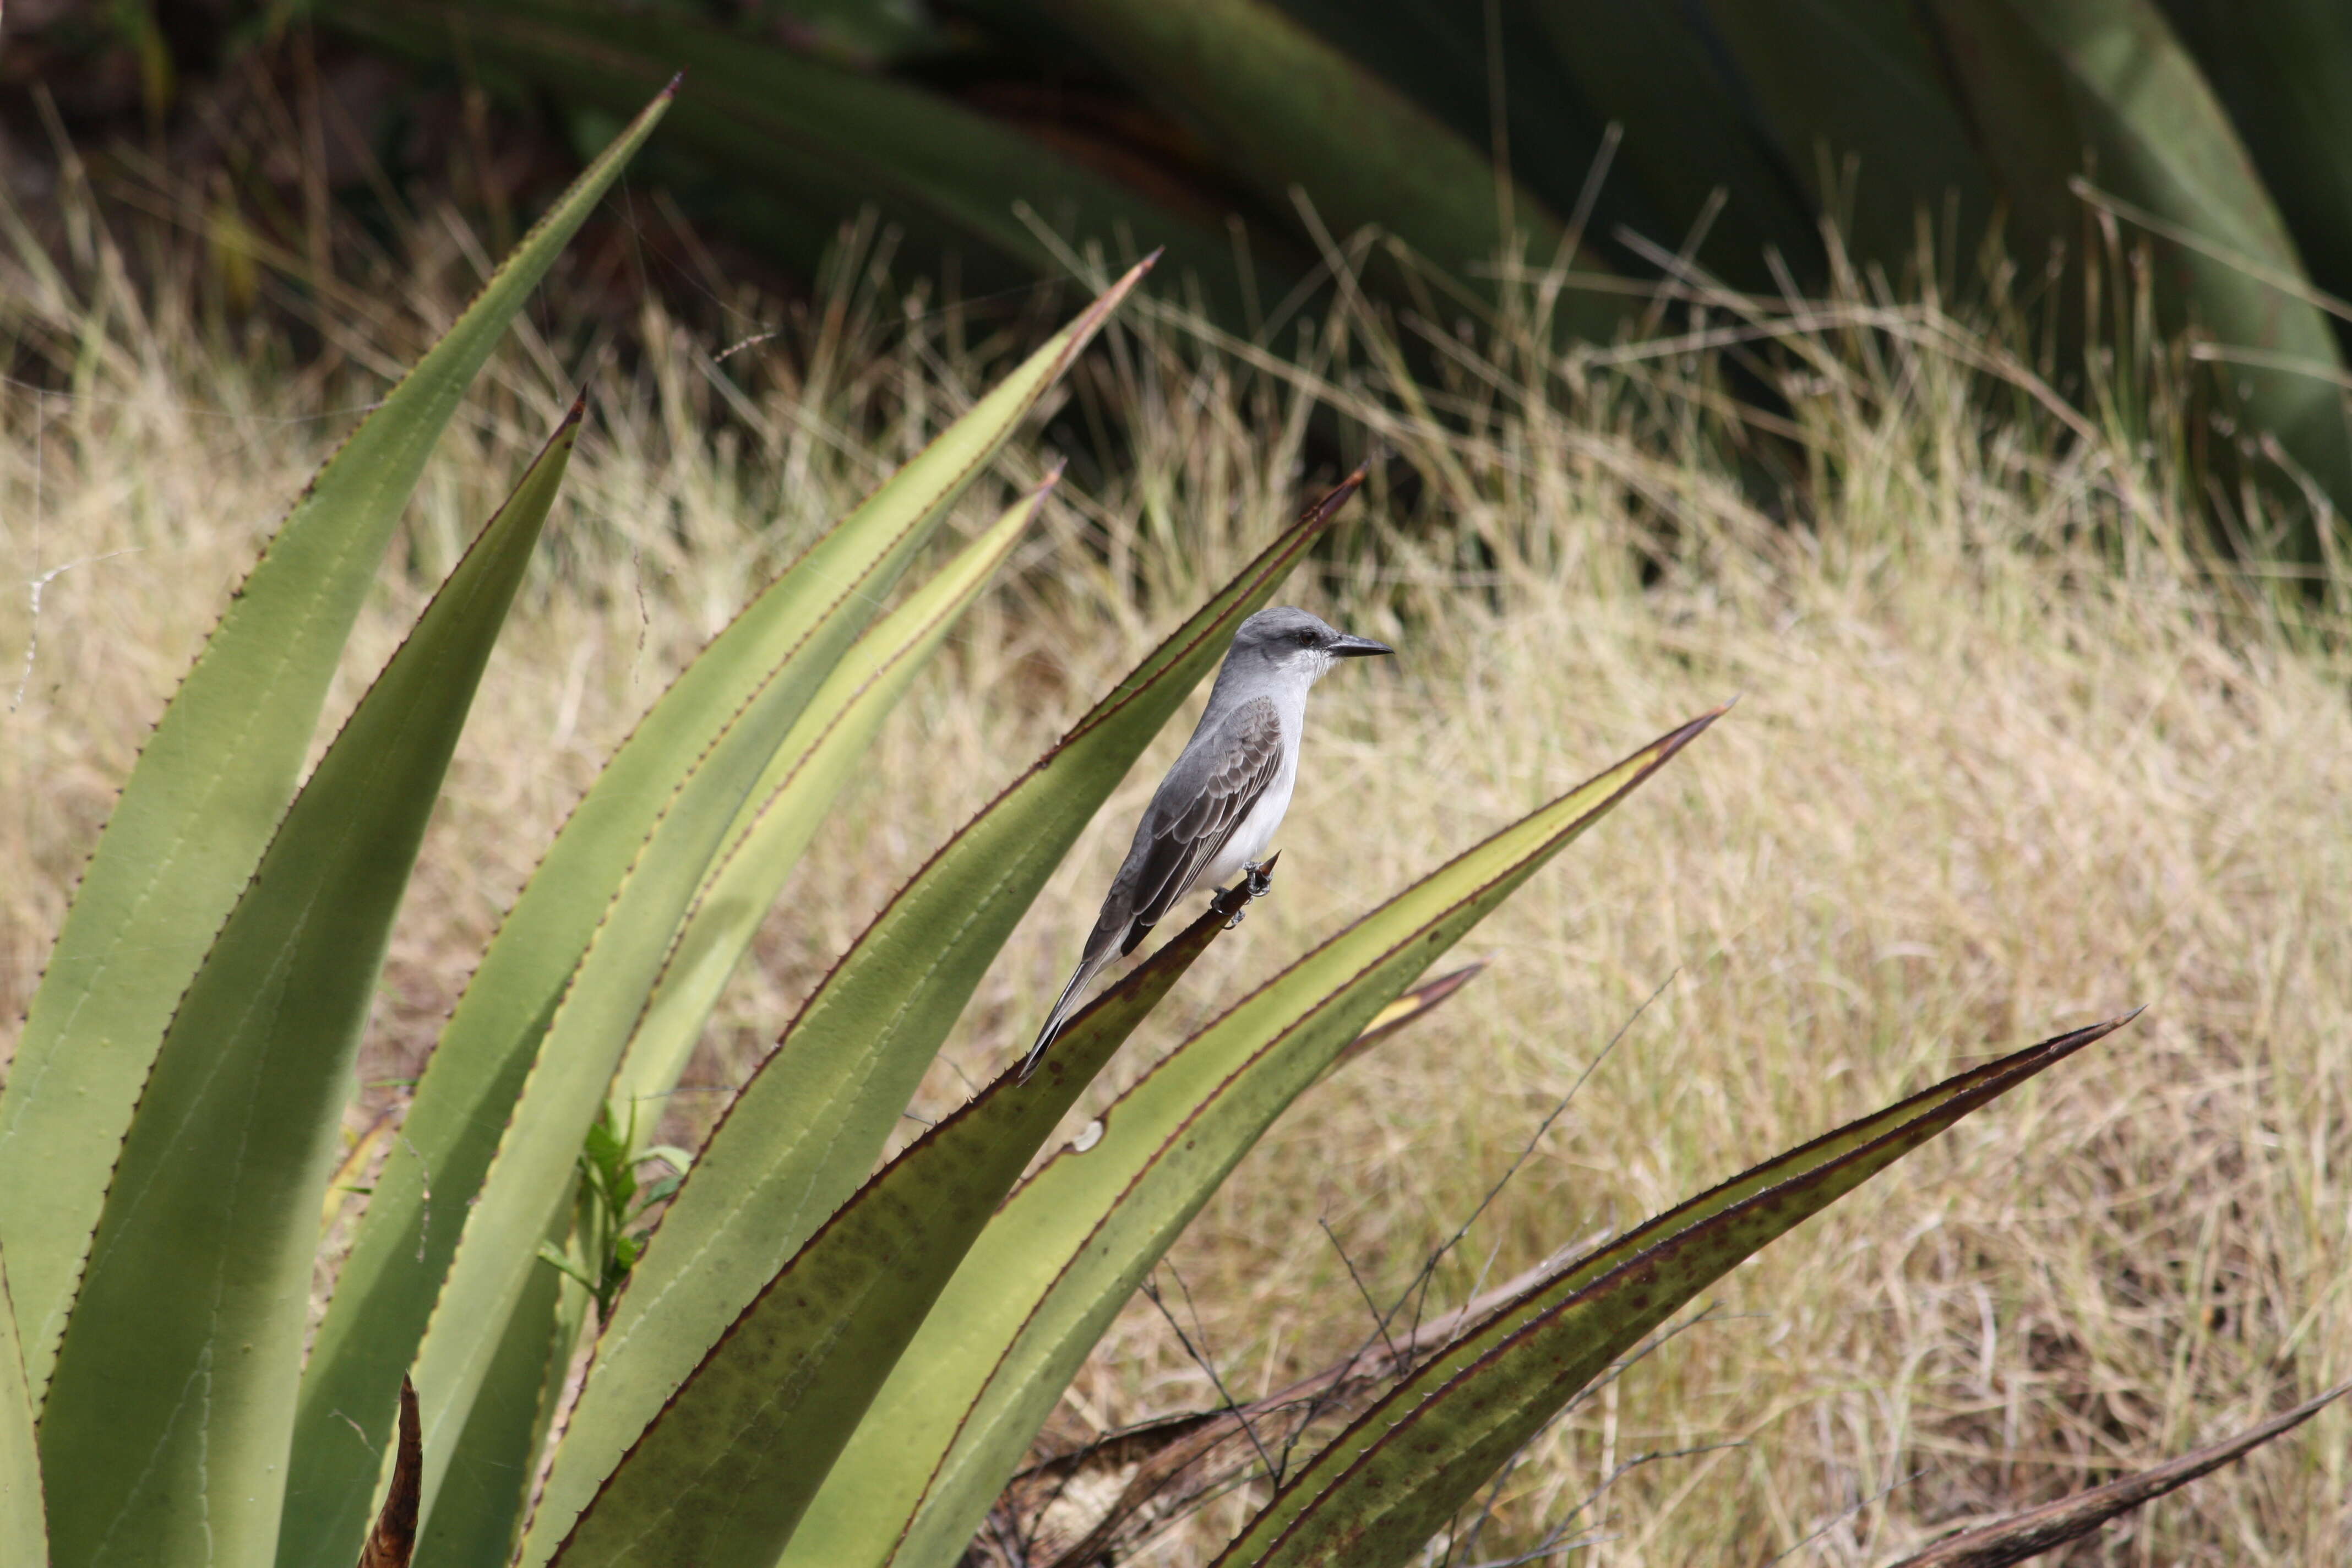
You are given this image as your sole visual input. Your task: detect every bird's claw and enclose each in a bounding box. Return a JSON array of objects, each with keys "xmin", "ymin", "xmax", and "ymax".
[{"xmin": 1219, "ymin": 861, "xmax": 1274, "ymax": 927}]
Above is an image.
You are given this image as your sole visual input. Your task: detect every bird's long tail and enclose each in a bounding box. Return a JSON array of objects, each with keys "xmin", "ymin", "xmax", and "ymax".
[{"xmin": 1019, "ymin": 948, "xmax": 1110, "ymax": 1082}]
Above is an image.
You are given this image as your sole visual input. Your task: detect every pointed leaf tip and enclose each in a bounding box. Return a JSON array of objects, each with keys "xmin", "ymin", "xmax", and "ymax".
[
  {"xmin": 563, "ymin": 391, "xmax": 588, "ymax": 426},
  {"xmin": 662, "ymin": 69, "xmax": 685, "ymax": 98},
  {"xmin": 358, "ymin": 1378, "xmax": 422, "ymax": 1568},
  {"xmin": 1888, "ymin": 1380, "xmax": 2350, "ymax": 1567}
]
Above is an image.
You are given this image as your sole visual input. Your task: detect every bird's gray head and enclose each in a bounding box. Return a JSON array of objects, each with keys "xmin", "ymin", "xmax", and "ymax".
[{"xmin": 1226, "ymin": 606, "xmax": 1392, "ymax": 683}]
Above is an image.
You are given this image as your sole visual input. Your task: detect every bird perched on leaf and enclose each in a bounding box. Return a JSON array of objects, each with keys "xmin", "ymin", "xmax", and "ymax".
[{"xmin": 1021, "ymin": 606, "xmax": 1392, "ymax": 1079}]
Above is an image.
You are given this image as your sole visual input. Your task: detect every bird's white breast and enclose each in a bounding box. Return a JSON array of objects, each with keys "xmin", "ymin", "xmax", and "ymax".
[{"xmin": 1201, "ymin": 698, "xmax": 1301, "ymax": 890}]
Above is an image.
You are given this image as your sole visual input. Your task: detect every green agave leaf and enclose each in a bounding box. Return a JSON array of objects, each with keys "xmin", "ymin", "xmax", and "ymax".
[
  {"xmin": 36, "ymin": 409, "xmax": 581, "ymax": 1568},
  {"xmin": 0, "ymin": 86, "xmax": 668, "ymax": 1398},
  {"xmin": 549, "ymin": 885, "xmax": 1255, "ymax": 1566},
  {"xmin": 605, "ymin": 469, "xmax": 1069, "ymax": 1128},
  {"xmin": 324, "ymin": 0, "xmax": 1284, "ymax": 327},
  {"xmin": 1919, "ymin": 0, "xmax": 2352, "ymax": 554},
  {"xmin": 519, "ymin": 472, "xmax": 1369, "ymax": 1566},
  {"xmin": 1691, "ymin": 0, "xmax": 1999, "ymax": 277},
  {"xmin": 1020, "ymin": 0, "xmax": 1625, "ymax": 337},
  {"xmin": 0, "ymin": 1253, "xmax": 45, "ymax": 1566},
  {"xmin": 411, "ymin": 1212, "xmax": 582, "ymax": 1568},
  {"xmin": 2157, "ymin": 0, "xmax": 2352, "ymax": 306},
  {"xmin": 401, "ymin": 481, "xmax": 1064, "ymax": 1540},
  {"xmin": 792, "ymin": 709, "xmax": 1722, "ymax": 1568},
  {"xmin": 281, "ymin": 262, "xmax": 1147, "ymax": 1568},
  {"xmin": 1261, "ymin": 0, "xmax": 1642, "ymax": 254},
  {"xmin": 1527, "ymin": 1, "xmax": 1825, "ymax": 288},
  {"xmin": 1325, "ymin": 961, "xmax": 1482, "ymax": 1076},
  {"xmin": 1218, "ymin": 1014, "xmax": 2136, "ymax": 1566}
]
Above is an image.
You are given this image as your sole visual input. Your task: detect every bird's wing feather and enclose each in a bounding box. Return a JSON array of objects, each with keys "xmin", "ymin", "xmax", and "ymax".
[{"xmin": 1118, "ymin": 694, "xmax": 1284, "ymax": 953}]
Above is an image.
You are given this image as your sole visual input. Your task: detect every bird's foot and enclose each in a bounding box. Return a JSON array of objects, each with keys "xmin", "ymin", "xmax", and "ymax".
[{"xmin": 1213, "ymin": 853, "xmax": 1279, "ymax": 930}]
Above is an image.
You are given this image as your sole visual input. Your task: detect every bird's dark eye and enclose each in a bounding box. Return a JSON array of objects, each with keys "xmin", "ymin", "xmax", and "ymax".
[{"xmin": 1292, "ymin": 629, "xmax": 1317, "ymax": 647}]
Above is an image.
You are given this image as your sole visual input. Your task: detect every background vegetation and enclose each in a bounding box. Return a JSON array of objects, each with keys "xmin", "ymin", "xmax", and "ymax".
[
  {"xmin": 2, "ymin": 6, "xmax": 2349, "ymax": 1564},
  {"xmin": 10, "ymin": 0, "xmax": 2352, "ymax": 563},
  {"xmin": 6, "ymin": 132, "xmax": 2350, "ymax": 1568}
]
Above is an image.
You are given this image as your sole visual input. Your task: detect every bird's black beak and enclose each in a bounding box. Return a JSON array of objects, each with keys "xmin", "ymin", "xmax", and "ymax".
[{"xmin": 1327, "ymin": 633, "xmax": 1393, "ymax": 658}]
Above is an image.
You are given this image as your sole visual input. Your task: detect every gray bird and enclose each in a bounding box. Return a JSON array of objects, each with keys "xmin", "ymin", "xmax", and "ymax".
[{"xmin": 1021, "ymin": 606, "xmax": 1392, "ymax": 1079}]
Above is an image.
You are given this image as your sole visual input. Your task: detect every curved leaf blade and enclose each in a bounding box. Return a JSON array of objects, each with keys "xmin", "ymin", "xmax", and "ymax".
[
  {"xmin": 1528, "ymin": 0, "xmax": 1825, "ymax": 287},
  {"xmin": 791, "ymin": 710, "xmax": 1721, "ymax": 1568},
  {"xmin": 411, "ymin": 1211, "xmax": 584, "ymax": 1568},
  {"xmin": 1022, "ymin": 0, "xmax": 1625, "ymax": 337},
  {"xmin": 1887, "ymin": 1379, "xmax": 2351, "ymax": 1567},
  {"xmin": 2157, "ymin": 0, "xmax": 2352, "ymax": 306},
  {"xmin": 326, "ymin": 0, "xmax": 1287, "ymax": 329},
  {"xmin": 1921, "ymin": 0, "xmax": 2352, "ymax": 554},
  {"xmin": 1691, "ymin": 0, "xmax": 1999, "ymax": 276},
  {"xmin": 36, "ymin": 409, "xmax": 581, "ymax": 1568},
  {"xmin": 0, "ymin": 1253, "xmax": 45, "ymax": 1567},
  {"xmin": 549, "ymin": 886, "xmax": 1253, "ymax": 1566},
  {"xmin": 0, "ymin": 87, "xmax": 669, "ymax": 1398},
  {"xmin": 280, "ymin": 264, "xmax": 1148, "ymax": 1568},
  {"xmin": 1222, "ymin": 1017, "xmax": 2138, "ymax": 1567},
  {"xmin": 605, "ymin": 471, "xmax": 1064, "ymax": 1124},
  {"xmin": 401, "ymin": 482, "xmax": 1060, "ymax": 1538},
  {"xmin": 519, "ymin": 472, "xmax": 1369, "ymax": 1566}
]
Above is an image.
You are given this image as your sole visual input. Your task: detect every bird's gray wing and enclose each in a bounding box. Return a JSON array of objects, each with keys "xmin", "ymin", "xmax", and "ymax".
[
  {"xmin": 1117, "ymin": 693, "xmax": 1284, "ymax": 955},
  {"xmin": 1021, "ymin": 695, "xmax": 1285, "ymax": 1080}
]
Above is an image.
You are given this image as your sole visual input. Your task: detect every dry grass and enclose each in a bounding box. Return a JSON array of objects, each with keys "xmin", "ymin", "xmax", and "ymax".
[{"xmin": 3, "ymin": 188, "xmax": 2348, "ymax": 1566}]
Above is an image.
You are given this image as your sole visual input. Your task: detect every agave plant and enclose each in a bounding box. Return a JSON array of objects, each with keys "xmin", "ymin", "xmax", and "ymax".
[
  {"xmin": 293, "ymin": 0, "xmax": 2352, "ymax": 563},
  {"xmin": 2, "ymin": 78, "xmax": 2332, "ymax": 1568}
]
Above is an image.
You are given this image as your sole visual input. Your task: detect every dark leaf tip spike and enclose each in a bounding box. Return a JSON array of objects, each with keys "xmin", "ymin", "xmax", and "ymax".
[{"xmin": 357, "ymin": 1376, "xmax": 422, "ymax": 1568}]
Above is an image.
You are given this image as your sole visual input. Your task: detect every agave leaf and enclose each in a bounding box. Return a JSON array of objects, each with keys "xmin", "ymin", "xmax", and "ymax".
[
  {"xmin": 1887, "ymin": 1380, "xmax": 2351, "ymax": 1567},
  {"xmin": 1919, "ymin": 0, "xmax": 2352, "ymax": 554},
  {"xmin": 605, "ymin": 469, "xmax": 1068, "ymax": 1126},
  {"xmin": 548, "ymin": 884, "xmax": 1255, "ymax": 1566},
  {"xmin": 1020, "ymin": 0, "xmax": 1625, "ymax": 338},
  {"xmin": 360, "ymin": 1380, "xmax": 424, "ymax": 1568},
  {"xmin": 790, "ymin": 710, "xmax": 1721, "ymax": 1568},
  {"xmin": 965, "ymin": 971, "xmax": 1492, "ymax": 1568},
  {"xmin": 1261, "ymin": 0, "xmax": 1646, "ymax": 255},
  {"xmin": 399, "ymin": 481, "xmax": 1059, "ymax": 1538},
  {"xmin": 36, "ymin": 410, "xmax": 579, "ymax": 1566},
  {"xmin": 324, "ymin": 0, "xmax": 1285, "ymax": 327},
  {"xmin": 1526, "ymin": 1, "xmax": 1825, "ymax": 287},
  {"xmin": 2157, "ymin": 0, "xmax": 2352, "ymax": 306},
  {"xmin": 0, "ymin": 1252, "xmax": 45, "ymax": 1566},
  {"xmin": 0, "ymin": 87, "xmax": 667, "ymax": 1398},
  {"xmin": 411, "ymin": 1213, "xmax": 584, "ymax": 1568},
  {"xmin": 1325, "ymin": 961, "xmax": 1482, "ymax": 1075},
  {"xmin": 280, "ymin": 264, "xmax": 1146, "ymax": 1568},
  {"xmin": 1218, "ymin": 1016, "xmax": 2138, "ymax": 1567},
  {"xmin": 519, "ymin": 472, "xmax": 1369, "ymax": 1565},
  {"xmin": 1690, "ymin": 0, "xmax": 1999, "ymax": 276}
]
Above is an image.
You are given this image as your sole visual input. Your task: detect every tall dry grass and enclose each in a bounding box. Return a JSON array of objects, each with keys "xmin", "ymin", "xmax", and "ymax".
[{"xmin": 2, "ymin": 177, "xmax": 2347, "ymax": 1566}]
